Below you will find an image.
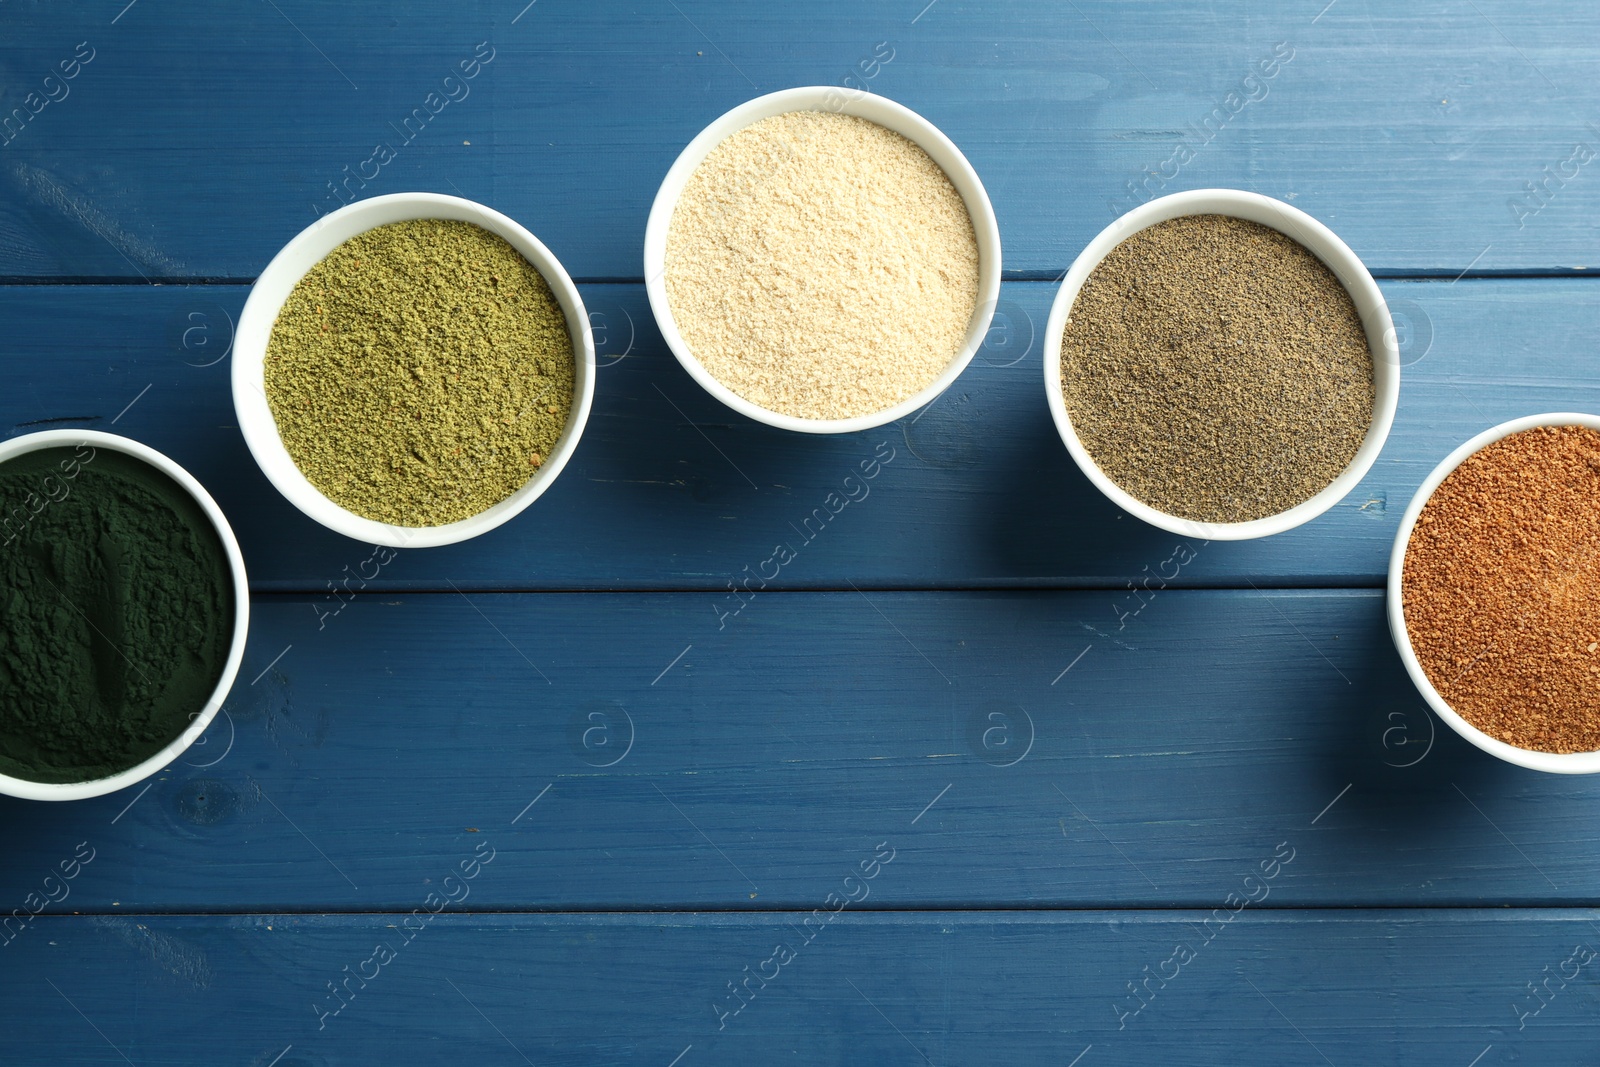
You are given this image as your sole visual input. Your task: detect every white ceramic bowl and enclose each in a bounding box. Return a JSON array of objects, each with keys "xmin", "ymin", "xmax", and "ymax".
[
  {"xmin": 234, "ymin": 192, "xmax": 596, "ymax": 548},
  {"xmin": 643, "ymin": 86, "xmax": 1002, "ymax": 434},
  {"xmin": 1044, "ymin": 189, "xmax": 1400, "ymax": 540},
  {"xmin": 1388, "ymin": 412, "xmax": 1600, "ymax": 774},
  {"xmin": 0, "ymin": 430, "xmax": 250, "ymax": 801}
]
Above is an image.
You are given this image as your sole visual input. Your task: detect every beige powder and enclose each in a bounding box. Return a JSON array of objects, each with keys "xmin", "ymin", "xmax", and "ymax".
[{"xmin": 664, "ymin": 109, "xmax": 980, "ymax": 421}]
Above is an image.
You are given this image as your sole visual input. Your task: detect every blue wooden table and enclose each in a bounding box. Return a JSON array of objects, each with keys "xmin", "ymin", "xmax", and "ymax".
[{"xmin": 4, "ymin": 2, "xmax": 1600, "ymax": 1063}]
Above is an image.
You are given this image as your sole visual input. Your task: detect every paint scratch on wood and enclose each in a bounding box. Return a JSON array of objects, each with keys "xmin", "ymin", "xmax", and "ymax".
[
  {"xmin": 7, "ymin": 161, "xmax": 184, "ymax": 275},
  {"xmin": 89, "ymin": 917, "xmax": 213, "ymax": 989}
]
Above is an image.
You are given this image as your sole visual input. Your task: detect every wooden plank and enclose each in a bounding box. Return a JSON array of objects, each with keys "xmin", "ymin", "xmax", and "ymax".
[
  {"xmin": 3, "ymin": 910, "xmax": 1598, "ymax": 1065},
  {"xmin": 5, "ymin": 4, "xmax": 1597, "ymax": 1060},
  {"xmin": 2, "ymin": 590, "xmax": 1597, "ymax": 911},
  {"xmin": 1, "ymin": 279, "xmax": 1597, "ymax": 589},
  {"xmin": 1, "ymin": 1, "xmax": 1598, "ymax": 279}
]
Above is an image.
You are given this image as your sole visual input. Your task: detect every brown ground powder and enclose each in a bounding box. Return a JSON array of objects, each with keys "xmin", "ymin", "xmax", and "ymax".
[
  {"xmin": 1403, "ymin": 425, "xmax": 1600, "ymax": 753},
  {"xmin": 664, "ymin": 110, "xmax": 979, "ymax": 421},
  {"xmin": 1059, "ymin": 214, "xmax": 1374, "ymax": 523}
]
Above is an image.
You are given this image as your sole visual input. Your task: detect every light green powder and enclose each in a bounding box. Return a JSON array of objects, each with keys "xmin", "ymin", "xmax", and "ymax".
[{"xmin": 264, "ymin": 219, "xmax": 575, "ymax": 527}]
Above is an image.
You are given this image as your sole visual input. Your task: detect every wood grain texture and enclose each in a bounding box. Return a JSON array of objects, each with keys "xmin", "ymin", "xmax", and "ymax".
[
  {"xmin": 0, "ymin": 591, "xmax": 1593, "ymax": 912},
  {"xmin": 5, "ymin": 3, "xmax": 1600, "ymax": 1062},
  {"xmin": 1, "ymin": 278, "xmax": 1596, "ymax": 589},
  {"xmin": 4, "ymin": 911, "xmax": 1599, "ymax": 1066},
  {"xmin": 1, "ymin": 1, "xmax": 1598, "ymax": 279}
]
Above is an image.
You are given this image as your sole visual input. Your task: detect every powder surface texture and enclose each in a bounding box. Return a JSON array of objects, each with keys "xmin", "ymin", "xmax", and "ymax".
[
  {"xmin": 0, "ymin": 446, "xmax": 235, "ymax": 784},
  {"xmin": 665, "ymin": 109, "xmax": 980, "ymax": 421},
  {"xmin": 1059, "ymin": 214, "xmax": 1375, "ymax": 523},
  {"xmin": 1403, "ymin": 425, "xmax": 1600, "ymax": 754},
  {"xmin": 265, "ymin": 219, "xmax": 575, "ymax": 527}
]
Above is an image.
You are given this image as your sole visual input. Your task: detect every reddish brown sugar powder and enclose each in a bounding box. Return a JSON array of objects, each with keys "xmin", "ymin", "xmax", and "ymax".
[{"xmin": 1402, "ymin": 425, "xmax": 1600, "ymax": 753}]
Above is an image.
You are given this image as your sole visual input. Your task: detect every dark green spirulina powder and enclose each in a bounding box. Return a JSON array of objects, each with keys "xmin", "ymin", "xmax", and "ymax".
[{"xmin": 0, "ymin": 445, "xmax": 235, "ymax": 784}]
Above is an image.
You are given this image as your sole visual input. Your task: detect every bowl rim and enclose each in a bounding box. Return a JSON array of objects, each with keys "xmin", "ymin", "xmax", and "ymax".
[
  {"xmin": 642, "ymin": 84, "xmax": 1002, "ymax": 435},
  {"xmin": 1387, "ymin": 412, "xmax": 1600, "ymax": 774},
  {"xmin": 1042, "ymin": 188, "xmax": 1400, "ymax": 541},
  {"xmin": 0, "ymin": 429, "xmax": 251, "ymax": 801},
  {"xmin": 233, "ymin": 191, "xmax": 596, "ymax": 548}
]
